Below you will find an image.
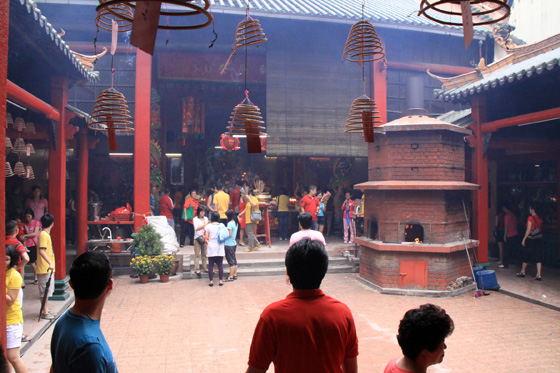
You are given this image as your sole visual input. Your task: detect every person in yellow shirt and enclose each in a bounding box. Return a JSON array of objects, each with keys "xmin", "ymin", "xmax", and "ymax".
[
  {"xmin": 276, "ymin": 188, "xmax": 290, "ymax": 241},
  {"xmin": 213, "ymin": 182, "xmax": 230, "ymax": 225},
  {"xmin": 6, "ymin": 244, "xmax": 28, "ymax": 372},
  {"xmin": 241, "ymin": 189, "xmax": 261, "ymax": 252},
  {"xmin": 37, "ymin": 213, "xmax": 56, "ymax": 320}
]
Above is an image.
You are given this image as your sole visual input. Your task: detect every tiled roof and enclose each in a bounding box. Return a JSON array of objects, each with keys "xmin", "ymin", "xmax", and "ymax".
[
  {"xmin": 207, "ymin": 0, "xmax": 488, "ymax": 36},
  {"xmin": 434, "ymin": 34, "xmax": 560, "ymax": 102},
  {"xmin": 15, "ymin": 0, "xmax": 99, "ymax": 83}
]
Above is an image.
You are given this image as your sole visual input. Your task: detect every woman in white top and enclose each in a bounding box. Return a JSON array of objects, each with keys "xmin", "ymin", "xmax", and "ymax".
[
  {"xmin": 204, "ymin": 211, "xmax": 226, "ymax": 286},
  {"xmin": 193, "ymin": 207, "xmax": 210, "ymax": 277}
]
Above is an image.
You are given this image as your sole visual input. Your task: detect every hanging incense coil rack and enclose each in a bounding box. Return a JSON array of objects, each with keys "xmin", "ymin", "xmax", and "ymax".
[
  {"xmin": 96, "ymin": 1, "xmax": 134, "ymax": 33},
  {"xmin": 96, "ymin": 0, "xmax": 213, "ymax": 31},
  {"xmin": 221, "ymin": 15, "xmax": 268, "ymax": 74},
  {"xmin": 343, "ymin": 20, "xmax": 384, "ymax": 65},
  {"xmin": 13, "ymin": 161, "xmax": 26, "ymax": 177},
  {"xmin": 13, "ymin": 137, "xmax": 27, "ymax": 153},
  {"xmin": 74, "ymin": 48, "xmax": 108, "ymax": 70},
  {"xmin": 345, "ymin": 95, "xmax": 383, "ymax": 143},
  {"xmin": 5, "ymin": 162, "xmax": 14, "ymax": 178},
  {"xmin": 90, "ymin": 88, "xmax": 134, "ymax": 132},
  {"xmin": 418, "ymin": 0, "xmax": 510, "ymax": 26},
  {"xmin": 227, "ymin": 97, "xmax": 265, "ymax": 135}
]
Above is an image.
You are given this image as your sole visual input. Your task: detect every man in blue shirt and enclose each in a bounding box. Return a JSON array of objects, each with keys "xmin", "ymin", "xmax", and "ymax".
[{"xmin": 50, "ymin": 252, "xmax": 117, "ymax": 372}]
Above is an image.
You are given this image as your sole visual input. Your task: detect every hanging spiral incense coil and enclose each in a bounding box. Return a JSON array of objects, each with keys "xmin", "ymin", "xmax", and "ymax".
[
  {"xmin": 221, "ymin": 16, "xmax": 267, "ymax": 74},
  {"xmin": 5, "ymin": 162, "xmax": 14, "ymax": 178},
  {"xmin": 5, "ymin": 137, "xmax": 13, "ymax": 150},
  {"xmin": 24, "ymin": 121, "xmax": 36, "ymax": 134},
  {"xmin": 418, "ymin": 0, "xmax": 510, "ymax": 26},
  {"xmin": 26, "ymin": 143, "xmax": 35, "ymax": 155},
  {"xmin": 96, "ymin": 1, "xmax": 134, "ymax": 33},
  {"xmin": 6, "ymin": 113, "xmax": 13, "ymax": 128},
  {"xmin": 343, "ymin": 20, "xmax": 384, "ymax": 65},
  {"xmin": 345, "ymin": 95, "xmax": 383, "ymax": 143},
  {"xmin": 13, "ymin": 137, "xmax": 27, "ymax": 153},
  {"xmin": 74, "ymin": 48, "xmax": 108, "ymax": 70},
  {"xmin": 26, "ymin": 165, "xmax": 35, "ymax": 180},
  {"xmin": 227, "ymin": 103, "xmax": 265, "ymax": 135},
  {"xmin": 14, "ymin": 117, "xmax": 26, "ymax": 132},
  {"xmin": 96, "ymin": 0, "xmax": 213, "ymax": 31},
  {"xmin": 90, "ymin": 88, "xmax": 134, "ymax": 132},
  {"xmin": 13, "ymin": 161, "xmax": 26, "ymax": 177}
]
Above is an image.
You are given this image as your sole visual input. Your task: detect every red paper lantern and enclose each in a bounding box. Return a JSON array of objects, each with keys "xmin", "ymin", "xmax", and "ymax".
[
  {"xmin": 220, "ymin": 133, "xmax": 240, "ymax": 152},
  {"xmin": 260, "ymin": 137, "xmax": 267, "ymax": 151}
]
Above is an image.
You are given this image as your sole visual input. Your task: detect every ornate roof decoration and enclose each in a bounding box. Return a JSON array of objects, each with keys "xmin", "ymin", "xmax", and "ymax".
[
  {"xmin": 15, "ymin": 0, "xmax": 100, "ymax": 83},
  {"xmin": 432, "ymin": 33, "xmax": 560, "ymax": 102}
]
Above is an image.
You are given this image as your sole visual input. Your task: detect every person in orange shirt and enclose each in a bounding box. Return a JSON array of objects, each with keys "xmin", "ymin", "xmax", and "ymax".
[
  {"xmin": 182, "ymin": 189, "xmax": 199, "ymax": 247},
  {"xmin": 213, "ymin": 182, "xmax": 230, "ymax": 225}
]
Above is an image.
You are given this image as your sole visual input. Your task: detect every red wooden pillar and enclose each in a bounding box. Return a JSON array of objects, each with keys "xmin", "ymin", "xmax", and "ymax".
[
  {"xmin": 471, "ymin": 95, "xmax": 489, "ymax": 264},
  {"xmin": 76, "ymin": 128, "xmax": 89, "ymax": 255},
  {"xmin": 48, "ymin": 76, "xmax": 68, "ymax": 280},
  {"xmin": 134, "ymin": 49, "xmax": 152, "ymax": 231},
  {"xmin": 0, "ymin": 0, "xmax": 9, "ymax": 349},
  {"xmin": 371, "ymin": 52, "xmax": 387, "ymax": 125}
]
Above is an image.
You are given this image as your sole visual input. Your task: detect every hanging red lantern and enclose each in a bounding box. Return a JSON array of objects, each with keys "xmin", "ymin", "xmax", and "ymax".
[
  {"xmin": 260, "ymin": 137, "xmax": 267, "ymax": 151},
  {"xmin": 220, "ymin": 133, "xmax": 240, "ymax": 152}
]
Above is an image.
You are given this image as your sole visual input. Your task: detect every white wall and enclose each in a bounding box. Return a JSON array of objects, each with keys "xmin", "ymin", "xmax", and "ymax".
[{"xmin": 510, "ymin": 0, "xmax": 560, "ymax": 44}]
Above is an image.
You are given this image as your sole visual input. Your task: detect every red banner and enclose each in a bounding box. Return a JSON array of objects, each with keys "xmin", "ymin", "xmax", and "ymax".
[{"xmin": 158, "ymin": 51, "xmax": 266, "ymax": 83}]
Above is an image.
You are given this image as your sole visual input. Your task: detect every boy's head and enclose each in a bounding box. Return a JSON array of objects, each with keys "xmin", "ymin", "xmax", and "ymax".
[
  {"xmin": 5, "ymin": 220, "xmax": 18, "ymax": 236},
  {"xmin": 285, "ymin": 239, "xmax": 329, "ymax": 290},
  {"xmin": 210, "ymin": 211, "xmax": 221, "ymax": 223},
  {"xmin": 5, "ymin": 245, "xmax": 20, "ymax": 269},
  {"xmin": 69, "ymin": 252, "xmax": 113, "ymax": 300},
  {"xmin": 308, "ymin": 185, "xmax": 317, "ymax": 196},
  {"xmin": 41, "ymin": 214, "xmax": 55, "ymax": 229},
  {"xmin": 216, "ymin": 181, "xmax": 223, "ymax": 191},
  {"xmin": 297, "ymin": 212, "xmax": 313, "ymax": 230},
  {"xmin": 397, "ymin": 304, "xmax": 454, "ymax": 363}
]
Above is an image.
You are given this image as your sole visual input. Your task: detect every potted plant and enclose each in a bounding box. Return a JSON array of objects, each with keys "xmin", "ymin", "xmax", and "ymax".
[
  {"xmin": 153, "ymin": 254, "xmax": 175, "ymax": 283},
  {"xmin": 130, "ymin": 255, "xmax": 154, "ymax": 283},
  {"xmin": 131, "ymin": 224, "xmax": 163, "ymax": 257}
]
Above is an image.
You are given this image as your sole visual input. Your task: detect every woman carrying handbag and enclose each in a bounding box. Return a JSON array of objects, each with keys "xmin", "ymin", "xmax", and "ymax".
[{"xmin": 517, "ymin": 206, "xmax": 544, "ymax": 281}]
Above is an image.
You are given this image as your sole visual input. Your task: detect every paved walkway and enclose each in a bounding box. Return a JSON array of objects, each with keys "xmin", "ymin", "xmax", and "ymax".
[{"xmin": 23, "ymin": 270, "xmax": 560, "ymax": 372}]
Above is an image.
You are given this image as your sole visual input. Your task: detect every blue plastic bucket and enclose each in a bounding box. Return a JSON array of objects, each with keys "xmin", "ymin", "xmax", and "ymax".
[{"xmin": 475, "ymin": 269, "xmax": 500, "ymax": 290}]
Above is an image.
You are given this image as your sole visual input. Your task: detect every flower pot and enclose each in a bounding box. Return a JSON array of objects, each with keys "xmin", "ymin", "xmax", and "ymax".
[
  {"xmin": 139, "ymin": 275, "xmax": 149, "ymax": 284},
  {"xmin": 170, "ymin": 259, "xmax": 180, "ymax": 276},
  {"xmin": 159, "ymin": 274, "xmax": 170, "ymax": 283}
]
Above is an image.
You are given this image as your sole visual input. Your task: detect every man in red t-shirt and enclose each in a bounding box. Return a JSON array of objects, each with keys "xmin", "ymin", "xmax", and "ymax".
[
  {"xmin": 246, "ymin": 239, "xmax": 358, "ymax": 373},
  {"xmin": 299, "ymin": 185, "xmax": 320, "ymax": 231},
  {"xmin": 158, "ymin": 188, "xmax": 174, "ymax": 227},
  {"xmin": 6, "ymin": 220, "xmax": 29, "ymax": 275},
  {"xmin": 229, "ymin": 180, "xmax": 243, "ymax": 213}
]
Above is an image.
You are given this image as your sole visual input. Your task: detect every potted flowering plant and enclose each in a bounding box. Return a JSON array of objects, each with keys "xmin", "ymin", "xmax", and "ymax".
[
  {"xmin": 153, "ymin": 254, "xmax": 175, "ymax": 283},
  {"xmin": 130, "ymin": 255, "xmax": 154, "ymax": 283}
]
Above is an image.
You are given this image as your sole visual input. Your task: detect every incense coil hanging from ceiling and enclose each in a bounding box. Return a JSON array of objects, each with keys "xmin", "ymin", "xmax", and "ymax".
[
  {"xmin": 90, "ymin": 88, "xmax": 134, "ymax": 132},
  {"xmin": 345, "ymin": 95, "xmax": 383, "ymax": 143},
  {"xmin": 227, "ymin": 102, "xmax": 265, "ymax": 135},
  {"xmin": 96, "ymin": 1, "xmax": 134, "ymax": 32},
  {"xmin": 5, "ymin": 162, "xmax": 14, "ymax": 178},
  {"xmin": 343, "ymin": 20, "xmax": 384, "ymax": 65},
  {"xmin": 418, "ymin": 0, "xmax": 510, "ymax": 26},
  {"xmin": 221, "ymin": 15, "xmax": 267, "ymax": 74},
  {"xmin": 96, "ymin": 0, "xmax": 213, "ymax": 31}
]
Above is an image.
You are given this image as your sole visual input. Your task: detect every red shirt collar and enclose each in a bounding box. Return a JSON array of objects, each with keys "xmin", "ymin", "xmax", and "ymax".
[{"xmin": 287, "ymin": 289, "xmax": 325, "ymax": 299}]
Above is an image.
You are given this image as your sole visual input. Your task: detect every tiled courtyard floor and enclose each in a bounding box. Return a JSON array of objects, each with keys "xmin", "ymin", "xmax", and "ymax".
[{"xmin": 23, "ymin": 272, "xmax": 560, "ymax": 372}]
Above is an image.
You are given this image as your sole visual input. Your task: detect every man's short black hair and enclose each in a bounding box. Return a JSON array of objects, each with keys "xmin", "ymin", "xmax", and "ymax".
[
  {"xmin": 41, "ymin": 213, "xmax": 55, "ymax": 229},
  {"xmin": 297, "ymin": 212, "xmax": 313, "ymax": 230},
  {"xmin": 6, "ymin": 220, "xmax": 18, "ymax": 235},
  {"xmin": 23, "ymin": 208, "xmax": 34, "ymax": 219},
  {"xmin": 309, "ymin": 185, "xmax": 317, "ymax": 192},
  {"xmin": 6, "ymin": 245, "xmax": 20, "ymax": 269},
  {"xmin": 236, "ymin": 180, "xmax": 243, "ymax": 186},
  {"xmin": 216, "ymin": 181, "xmax": 223, "ymax": 190},
  {"xmin": 70, "ymin": 252, "xmax": 112, "ymax": 300},
  {"xmin": 196, "ymin": 206, "xmax": 206, "ymax": 217},
  {"xmin": 285, "ymin": 239, "xmax": 329, "ymax": 290},
  {"xmin": 210, "ymin": 211, "xmax": 221, "ymax": 223},
  {"xmin": 397, "ymin": 303, "xmax": 454, "ymax": 361}
]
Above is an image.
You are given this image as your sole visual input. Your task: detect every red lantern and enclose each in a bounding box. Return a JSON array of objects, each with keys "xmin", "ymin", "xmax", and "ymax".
[
  {"xmin": 260, "ymin": 137, "xmax": 267, "ymax": 151},
  {"xmin": 220, "ymin": 133, "xmax": 240, "ymax": 152}
]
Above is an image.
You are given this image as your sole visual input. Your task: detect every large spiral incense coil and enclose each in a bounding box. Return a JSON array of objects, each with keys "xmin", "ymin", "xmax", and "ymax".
[
  {"xmin": 345, "ymin": 95, "xmax": 383, "ymax": 143},
  {"xmin": 74, "ymin": 48, "xmax": 108, "ymax": 70},
  {"xmin": 6, "ymin": 113, "xmax": 13, "ymax": 128},
  {"xmin": 90, "ymin": 88, "xmax": 134, "ymax": 132},
  {"xmin": 221, "ymin": 16, "xmax": 268, "ymax": 74},
  {"xmin": 26, "ymin": 165, "xmax": 35, "ymax": 180},
  {"xmin": 5, "ymin": 137, "xmax": 13, "ymax": 150},
  {"xmin": 14, "ymin": 117, "xmax": 26, "ymax": 132},
  {"xmin": 5, "ymin": 162, "xmax": 14, "ymax": 178},
  {"xmin": 13, "ymin": 161, "xmax": 25, "ymax": 177},
  {"xmin": 418, "ymin": 0, "xmax": 510, "ymax": 26},
  {"xmin": 13, "ymin": 137, "xmax": 27, "ymax": 153},
  {"xmin": 96, "ymin": 0, "xmax": 213, "ymax": 31},
  {"xmin": 96, "ymin": 1, "xmax": 134, "ymax": 32},
  {"xmin": 227, "ymin": 97, "xmax": 265, "ymax": 135},
  {"xmin": 24, "ymin": 122, "xmax": 36, "ymax": 134},
  {"xmin": 343, "ymin": 21, "xmax": 384, "ymax": 65}
]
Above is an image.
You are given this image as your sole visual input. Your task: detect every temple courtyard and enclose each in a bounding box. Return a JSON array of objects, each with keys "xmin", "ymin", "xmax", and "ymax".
[{"xmin": 22, "ymin": 269, "xmax": 560, "ymax": 372}]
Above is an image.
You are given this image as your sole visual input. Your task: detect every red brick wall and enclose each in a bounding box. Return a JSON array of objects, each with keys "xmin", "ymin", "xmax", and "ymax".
[
  {"xmin": 359, "ymin": 247, "xmax": 472, "ymax": 291},
  {"xmin": 368, "ymin": 131, "xmax": 465, "ymax": 181},
  {"xmin": 364, "ymin": 190, "xmax": 470, "ymax": 244}
]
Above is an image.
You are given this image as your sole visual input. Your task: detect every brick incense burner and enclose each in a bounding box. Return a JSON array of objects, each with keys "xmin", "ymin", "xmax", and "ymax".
[{"xmin": 355, "ymin": 109, "xmax": 480, "ymax": 296}]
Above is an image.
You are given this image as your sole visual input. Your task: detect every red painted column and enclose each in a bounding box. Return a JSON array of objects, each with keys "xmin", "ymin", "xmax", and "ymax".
[
  {"xmin": 0, "ymin": 0, "xmax": 10, "ymax": 349},
  {"xmin": 48, "ymin": 76, "xmax": 68, "ymax": 280},
  {"xmin": 76, "ymin": 128, "xmax": 89, "ymax": 255},
  {"xmin": 471, "ymin": 95, "xmax": 489, "ymax": 264},
  {"xmin": 134, "ymin": 49, "xmax": 152, "ymax": 231}
]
